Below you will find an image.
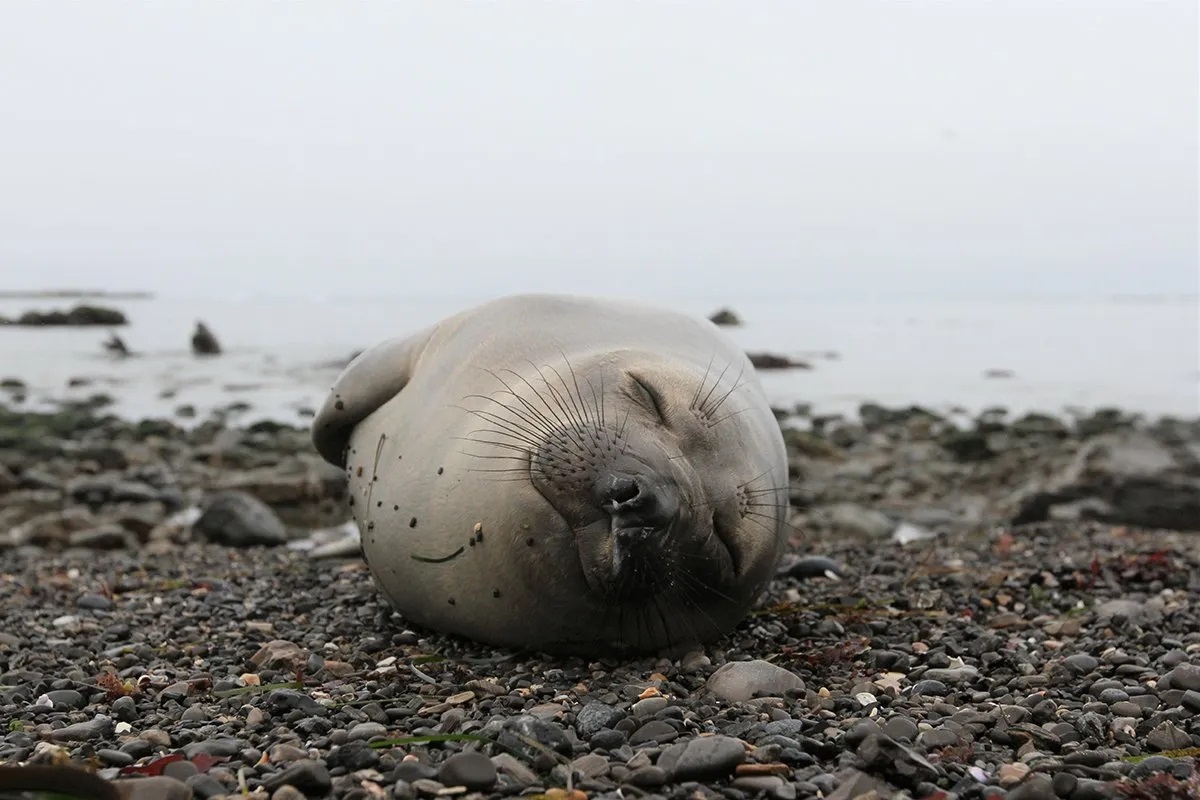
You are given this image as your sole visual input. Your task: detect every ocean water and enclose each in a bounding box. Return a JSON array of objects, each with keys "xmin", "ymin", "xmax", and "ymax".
[{"xmin": 0, "ymin": 293, "xmax": 1196, "ymax": 425}]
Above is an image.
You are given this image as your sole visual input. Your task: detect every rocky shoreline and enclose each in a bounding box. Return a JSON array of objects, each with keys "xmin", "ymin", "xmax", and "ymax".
[{"xmin": 1, "ymin": 399, "xmax": 1198, "ymax": 799}]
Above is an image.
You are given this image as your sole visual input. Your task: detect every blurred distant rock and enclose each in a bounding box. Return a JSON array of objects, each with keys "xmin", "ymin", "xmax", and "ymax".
[
  {"xmin": 1011, "ymin": 427, "xmax": 1200, "ymax": 531},
  {"xmin": 193, "ymin": 490, "xmax": 289, "ymax": 547},
  {"xmin": 103, "ymin": 332, "xmax": 130, "ymax": 356},
  {"xmin": 747, "ymin": 352, "xmax": 812, "ymax": 370},
  {"xmin": 708, "ymin": 308, "xmax": 742, "ymax": 326},
  {"xmin": 191, "ymin": 321, "xmax": 222, "ymax": 356},
  {"xmin": 0, "ymin": 304, "xmax": 128, "ymax": 326}
]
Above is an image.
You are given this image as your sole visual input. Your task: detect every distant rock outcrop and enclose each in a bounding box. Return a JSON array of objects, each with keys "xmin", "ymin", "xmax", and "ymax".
[
  {"xmin": 0, "ymin": 304, "xmax": 128, "ymax": 326},
  {"xmin": 708, "ymin": 308, "xmax": 742, "ymax": 326},
  {"xmin": 191, "ymin": 321, "xmax": 222, "ymax": 356},
  {"xmin": 746, "ymin": 352, "xmax": 812, "ymax": 370}
]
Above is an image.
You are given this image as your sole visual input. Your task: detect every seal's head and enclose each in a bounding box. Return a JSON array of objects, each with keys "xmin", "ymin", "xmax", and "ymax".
[{"xmin": 463, "ymin": 349, "xmax": 788, "ymax": 653}]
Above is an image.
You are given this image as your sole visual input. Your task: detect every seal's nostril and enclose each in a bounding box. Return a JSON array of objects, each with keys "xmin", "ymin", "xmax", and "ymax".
[{"xmin": 608, "ymin": 476, "xmax": 641, "ymax": 506}]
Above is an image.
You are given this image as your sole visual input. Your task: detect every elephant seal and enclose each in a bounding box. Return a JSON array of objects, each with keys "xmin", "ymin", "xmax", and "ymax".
[{"xmin": 312, "ymin": 293, "xmax": 790, "ymax": 656}]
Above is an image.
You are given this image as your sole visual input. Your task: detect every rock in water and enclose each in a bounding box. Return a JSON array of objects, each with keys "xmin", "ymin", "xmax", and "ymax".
[
  {"xmin": 191, "ymin": 320, "xmax": 222, "ymax": 355},
  {"xmin": 5, "ymin": 304, "xmax": 128, "ymax": 326}
]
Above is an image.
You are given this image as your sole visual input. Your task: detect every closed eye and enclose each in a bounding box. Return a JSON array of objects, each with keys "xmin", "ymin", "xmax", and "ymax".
[{"xmin": 629, "ymin": 374, "xmax": 668, "ymax": 424}]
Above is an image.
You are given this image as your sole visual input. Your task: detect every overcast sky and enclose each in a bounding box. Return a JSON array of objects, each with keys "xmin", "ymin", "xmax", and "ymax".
[{"xmin": 0, "ymin": 1, "xmax": 1195, "ymax": 299}]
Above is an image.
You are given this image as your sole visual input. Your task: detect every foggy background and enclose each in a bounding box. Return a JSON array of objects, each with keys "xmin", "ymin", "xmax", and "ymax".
[{"xmin": 1, "ymin": 1, "xmax": 1195, "ymax": 301}]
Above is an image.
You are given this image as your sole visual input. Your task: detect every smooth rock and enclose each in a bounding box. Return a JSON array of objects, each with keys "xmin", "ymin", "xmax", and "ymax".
[{"xmin": 706, "ymin": 660, "xmax": 805, "ymax": 703}]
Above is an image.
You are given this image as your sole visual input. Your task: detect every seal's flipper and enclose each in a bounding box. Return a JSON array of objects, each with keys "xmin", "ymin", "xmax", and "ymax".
[{"xmin": 312, "ymin": 329, "xmax": 432, "ymax": 467}]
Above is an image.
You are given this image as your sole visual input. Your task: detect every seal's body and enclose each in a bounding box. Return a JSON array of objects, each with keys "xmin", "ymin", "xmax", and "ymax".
[{"xmin": 312, "ymin": 293, "xmax": 789, "ymax": 655}]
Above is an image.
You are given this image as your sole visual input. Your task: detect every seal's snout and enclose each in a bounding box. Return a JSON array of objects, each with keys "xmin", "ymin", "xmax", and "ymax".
[
  {"xmin": 601, "ymin": 474, "xmax": 679, "ymax": 535},
  {"xmin": 600, "ymin": 473, "xmax": 681, "ymax": 591}
]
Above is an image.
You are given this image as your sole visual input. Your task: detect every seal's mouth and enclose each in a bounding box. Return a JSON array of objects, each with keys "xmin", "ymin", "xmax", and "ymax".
[{"xmin": 598, "ymin": 473, "xmax": 680, "ymax": 595}]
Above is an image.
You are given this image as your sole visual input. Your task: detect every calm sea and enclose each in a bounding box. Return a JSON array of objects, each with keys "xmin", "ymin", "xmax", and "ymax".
[{"xmin": 0, "ymin": 293, "xmax": 1196, "ymax": 425}]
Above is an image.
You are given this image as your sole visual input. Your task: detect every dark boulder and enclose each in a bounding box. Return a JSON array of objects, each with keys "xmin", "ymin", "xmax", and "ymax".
[
  {"xmin": 191, "ymin": 321, "xmax": 221, "ymax": 356},
  {"xmin": 192, "ymin": 490, "xmax": 289, "ymax": 546},
  {"xmin": 708, "ymin": 308, "xmax": 742, "ymax": 326},
  {"xmin": 4, "ymin": 305, "xmax": 128, "ymax": 326},
  {"xmin": 1012, "ymin": 430, "xmax": 1200, "ymax": 531},
  {"xmin": 747, "ymin": 352, "xmax": 811, "ymax": 370}
]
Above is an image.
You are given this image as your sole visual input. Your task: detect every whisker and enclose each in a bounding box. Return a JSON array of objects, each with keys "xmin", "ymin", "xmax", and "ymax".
[
  {"xmin": 705, "ymin": 362, "xmax": 747, "ymax": 416},
  {"xmin": 691, "ymin": 351, "xmax": 718, "ymax": 410},
  {"xmin": 549, "ymin": 354, "xmax": 594, "ymax": 431},
  {"xmin": 483, "ymin": 370, "xmax": 564, "ymax": 440},
  {"xmin": 528, "ymin": 359, "xmax": 587, "ymax": 438},
  {"xmin": 711, "ymin": 407, "xmax": 754, "ymax": 425},
  {"xmin": 499, "ymin": 367, "xmax": 586, "ymax": 450},
  {"xmin": 697, "ymin": 358, "xmax": 734, "ymax": 415}
]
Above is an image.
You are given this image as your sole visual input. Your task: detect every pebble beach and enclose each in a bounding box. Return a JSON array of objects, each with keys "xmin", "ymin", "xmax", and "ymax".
[
  {"xmin": 1, "ymin": 0, "xmax": 1194, "ymax": 795},
  {"xmin": 1, "ymin": 390, "xmax": 1198, "ymax": 800}
]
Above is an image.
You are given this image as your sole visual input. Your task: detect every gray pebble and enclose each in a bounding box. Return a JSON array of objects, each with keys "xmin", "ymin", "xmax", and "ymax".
[
  {"xmin": 575, "ymin": 701, "xmax": 623, "ymax": 739},
  {"xmin": 410, "ymin": 778, "xmax": 446, "ymax": 795},
  {"xmin": 261, "ymin": 759, "xmax": 333, "ymax": 795},
  {"xmin": 490, "ymin": 753, "xmax": 538, "ymax": 785},
  {"xmin": 1062, "ymin": 654, "xmax": 1100, "ymax": 674},
  {"xmin": 1110, "ymin": 701, "xmax": 1144, "ymax": 718},
  {"xmin": 881, "ymin": 716, "xmax": 919, "ymax": 742},
  {"xmin": 193, "ymin": 489, "xmax": 289, "ymax": 546},
  {"xmin": 1130, "ymin": 755, "xmax": 1175, "ymax": 778},
  {"xmin": 571, "ymin": 753, "xmax": 610, "ymax": 779},
  {"xmin": 910, "ymin": 679, "xmax": 949, "ymax": 696},
  {"xmin": 76, "ymin": 592, "xmax": 114, "ymax": 610},
  {"xmin": 1146, "ymin": 720, "xmax": 1192, "ymax": 751},
  {"xmin": 109, "ymin": 775, "xmax": 193, "ymax": 800},
  {"xmin": 706, "ymin": 660, "xmax": 805, "ymax": 703},
  {"xmin": 438, "ymin": 751, "xmax": 497, "ymax": 790},
  {"xmin": 270, "ymin": 787, "xmax": 308, "ymax": 800},
  {"xmin": 658, "ymin": 734, "xmax": 745, "ymax": 781},
  {"xmin": 732, "ymin": 775, "xmax": 796, "ymax": 800},
  {"xmin": 1005, "ymin": 772, "xmax": 1056, "ymax": 799},
  {"xmin": 49, "ymin": 715, "xmax": 113, "ymax": 742},
  {"xmin": 922, "ymin": 666, "xmax": 979, "ymax": 683},
  {"xmin": 1098, "ymin": 687, "xmax": 1129, "ymax": 704},
  {"xmin": 631, "ymin": 696, "xmax": 669, "ymax": 718},
  {"xmin": 627, "ymin": 765, "xmax": 668, "ymax": 787},
  {"xmin": 590, "ymin": 729, "xmax": 626, "ymax": 750},
  {"xmin": 629, "ymin": 720, "xmax": 678, "ymax": 745},
  {"xmin": 1162, "ymin": 663, "xmax": 1200, "ymax": 691},
  {"xmin": 347, "ymin": 721, "xmax": 388, "ymax": 741},
  {"xmin": 42, "ymin": 689, "xmax": 85, "ymax": 709},
  {"xmin": 915, "ymin": 727, "xmax": 961, "ymax": 749},
  {"xmin": 180, "ymin": 704, "xmax": 208, "ymax": 722},
  {"xmin": 162, "ymin": 759, "xmax": 198, "ymax": 782},
  {"xmin": 186, "ymin": 773, "xmax": 228, "ymax": 799},
  {"xmin": 394, "ymin": 761, "xmax": 438, "ymax": 782},
  {"xmin": 97, "ymin": 748, "xmax": 135, "ymax": 767},
  {"xmin": 112, "ymin": 695, "xmax": 138, "ymax": 722}
]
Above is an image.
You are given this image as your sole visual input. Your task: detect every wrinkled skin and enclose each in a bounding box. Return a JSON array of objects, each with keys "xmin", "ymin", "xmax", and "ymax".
[{"xmin": 312, "ymin": 293, "xmax": 789, "ymax": 656}]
